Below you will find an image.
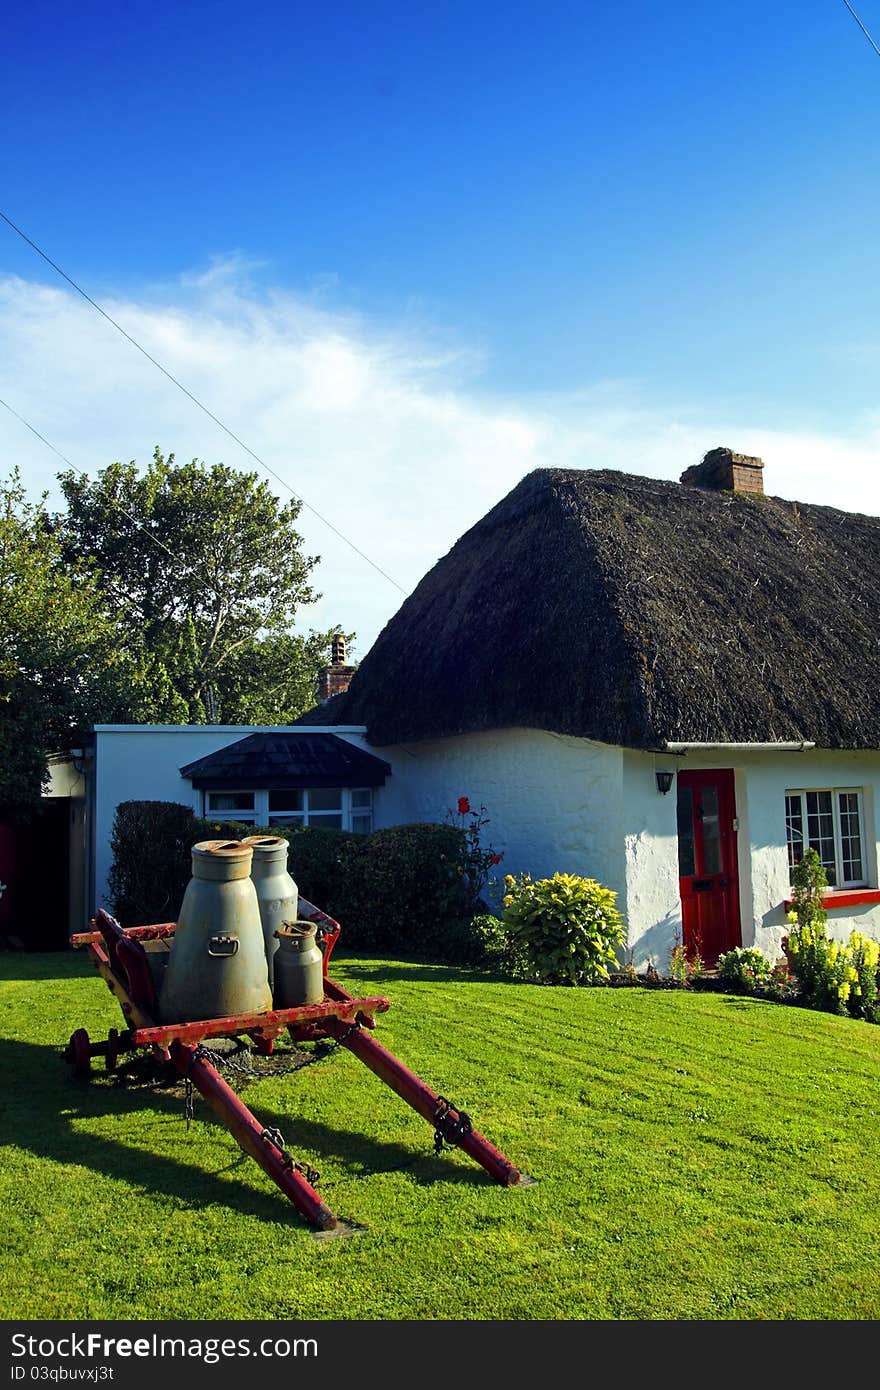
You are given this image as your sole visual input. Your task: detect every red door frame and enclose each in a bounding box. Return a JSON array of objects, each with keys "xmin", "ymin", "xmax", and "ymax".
[{"xmin": 677, "ymin": 768, "xmax": 741, "ymax": 965}]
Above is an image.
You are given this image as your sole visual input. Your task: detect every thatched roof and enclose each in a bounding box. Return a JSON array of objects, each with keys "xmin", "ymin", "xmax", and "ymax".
[{"xmin": 316, "ymin": 468, "xmax": 880, "ymax": 750}]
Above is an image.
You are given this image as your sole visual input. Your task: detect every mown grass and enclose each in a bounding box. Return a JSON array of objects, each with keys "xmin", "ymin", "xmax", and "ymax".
[{"xmin": 1, "ymin": 950, "xmax": 878, "ymax": 1320}]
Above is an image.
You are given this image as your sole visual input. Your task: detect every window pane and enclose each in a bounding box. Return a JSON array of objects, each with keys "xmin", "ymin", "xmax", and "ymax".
[
  {"xmin": 351, "ymin": 813, "xmax": 372, "ymax": 834},
  {"xmin": 785, "ymin": 794, "xmax": 805, "ymax": 880},
  {"xmin": 308, "ymin": 813, "xmax": 343, "ymax": 829},
  {"xmin": 207, "ymin": 792, "xmax": 254, "ymax": 812},
  {"xmin": 838, "ymin": 792, "xmax": 863, "ymax": 883},
  {"xmin": 351, "ymin": 789, "xmax": 372, "ymax": 809},
  {"xmin": 676, "ymin": 786, "xmax": 695, "ymax": 878},
  {"xmin": 269, "ymin": 789, "xmax": 304, "ymax": 812},
  {"xmin": 806, "ymin": 790, "xmax": 837, "ymax": 885},
  {"xmin": 700, "ymin": 785, "xmax": 722, "ymax": 875},
  {"xmin": 308, "ymin": 788, "xmax": 342, "ymax": 812},
  {"xmin": 268, "ymin": 813, "xmax": 304, "ymax": 828}
]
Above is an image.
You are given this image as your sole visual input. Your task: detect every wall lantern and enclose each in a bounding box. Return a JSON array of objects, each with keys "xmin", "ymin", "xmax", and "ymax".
[{"xmin": 655, "ymin": 769, "xmax": 675, "ymax": 795}]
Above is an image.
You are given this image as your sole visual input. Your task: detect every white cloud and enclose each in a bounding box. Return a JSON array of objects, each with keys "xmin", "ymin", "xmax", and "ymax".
[{"xmin": 1, "ymin": 261, "xmax": 878, "ymax": 658}]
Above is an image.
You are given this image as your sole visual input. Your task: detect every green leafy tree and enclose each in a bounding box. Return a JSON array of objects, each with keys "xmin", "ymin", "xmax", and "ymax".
[
  {"xmin": 56, "ymin": 449, "xmax": 346, "ymax": 723},
  {"xmin": 0, "ymin": 470, "xmax": 122, "ymax": 816}
]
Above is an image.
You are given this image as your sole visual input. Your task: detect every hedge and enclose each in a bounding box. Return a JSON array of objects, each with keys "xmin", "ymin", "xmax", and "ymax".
[{"xmin": 106, "ymin": 801, "xmax": 478, "ymax": 960}]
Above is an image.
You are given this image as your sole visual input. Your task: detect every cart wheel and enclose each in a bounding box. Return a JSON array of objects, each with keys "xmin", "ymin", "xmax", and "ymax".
[
  {"xmin": 104, "ymin": 1028, "xmax": 120, "ymax": 1073},
  {"xmin": 67, "ymin": 1028, "xmax": 92, "ymax": 1078}
]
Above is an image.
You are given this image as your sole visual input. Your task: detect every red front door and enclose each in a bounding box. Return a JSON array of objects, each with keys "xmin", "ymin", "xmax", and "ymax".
[{"xmin": 677, "ymin": 769, "xmax": 741, "ymax": 967}]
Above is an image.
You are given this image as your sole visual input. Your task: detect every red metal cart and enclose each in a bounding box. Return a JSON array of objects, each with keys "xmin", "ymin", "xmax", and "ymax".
[{"xmin": 67, "ymin": 901, "xmax": 526, "ymax": 1231}]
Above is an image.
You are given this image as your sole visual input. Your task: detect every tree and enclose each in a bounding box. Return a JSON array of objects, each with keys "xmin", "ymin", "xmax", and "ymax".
[
  {"xmin": 57, "ymin": 450, "xmax": 345, "ymax": 723},
  {"xmin": 0, "ymin": 470, "xmax": 122, "ymax": 816}
]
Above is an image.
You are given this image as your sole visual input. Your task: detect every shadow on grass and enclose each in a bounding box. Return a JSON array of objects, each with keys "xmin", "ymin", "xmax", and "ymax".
[
  {"xmin": 334, "ymin": 957, "xmax": 512, "ymax": 987},
  {"xmin": 0, "ymin": 949, "xmax": 89, "ymax": 984},
  {"xmin": 0, "ymin": 1036, "xmax": 489, "ymax": 1227}
]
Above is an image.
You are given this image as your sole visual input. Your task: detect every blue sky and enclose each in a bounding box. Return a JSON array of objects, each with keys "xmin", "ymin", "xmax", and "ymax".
[{"xmin": 2, "ymin": 2, "xmax": 880, "ymax": 651}]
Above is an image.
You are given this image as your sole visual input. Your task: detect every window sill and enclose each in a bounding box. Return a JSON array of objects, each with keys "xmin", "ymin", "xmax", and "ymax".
[{"xmin": 784, "ymin": 889, "xmax": 880, "ymax": 911}]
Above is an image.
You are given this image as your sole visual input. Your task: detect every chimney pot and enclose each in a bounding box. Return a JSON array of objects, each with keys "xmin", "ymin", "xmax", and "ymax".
[
  {"xmin": 680, "ymin": 447, "xmax": 764, "ymax": 497},
  {"xmin": 318, "ymin": 630, "xmax": 354, "ymax": 702}
]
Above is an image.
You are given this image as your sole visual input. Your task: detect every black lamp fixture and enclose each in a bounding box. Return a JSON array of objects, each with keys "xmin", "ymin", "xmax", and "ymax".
[{"xmin": 655, "ymin": 769, "xmax": 675, "ymax": 795}]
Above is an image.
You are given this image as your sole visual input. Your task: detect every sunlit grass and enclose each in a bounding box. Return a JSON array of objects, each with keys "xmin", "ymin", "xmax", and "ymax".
[{"xmin": 1, "ymin": 951, "xmax": 879, "ymax": 1320}]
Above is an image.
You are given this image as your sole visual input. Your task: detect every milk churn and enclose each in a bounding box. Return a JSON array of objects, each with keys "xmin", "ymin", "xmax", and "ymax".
[
  {"xmin": 159, "ymin": 840, "xmax": 272, "ymax": 1023},
  {"xmin": 241, "ymin": 835, "xmax": 299, "ymax": 992},
  {"xmin": 273, "ymin": 922, "xmax": 325, "ymax": 1008}
]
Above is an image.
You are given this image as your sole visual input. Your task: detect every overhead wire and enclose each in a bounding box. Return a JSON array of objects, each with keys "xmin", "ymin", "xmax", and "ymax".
[
  {"xmin": 0, "ymin": 208, "xmax": 407, "ymax": 594},
  {"xmin": 0, "ymin": 392, "xmax": 176, "ymax": 559},
  {"xmin": 841, "ymin": 0, "xmax": 880, "ymax": 59}
]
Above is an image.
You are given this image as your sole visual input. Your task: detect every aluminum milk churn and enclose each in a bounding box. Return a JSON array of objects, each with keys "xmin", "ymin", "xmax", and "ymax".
[
  {"xmin": 273, "ymin": 922, "xmax": 325, "ymax": 1008},
  {"xmin": 242, "ymin": 834, "xmax": 299, "ymax": 993},
  {"xmin": 159, "ymin": 840, "xmax": 272, "ymax": 1023}
]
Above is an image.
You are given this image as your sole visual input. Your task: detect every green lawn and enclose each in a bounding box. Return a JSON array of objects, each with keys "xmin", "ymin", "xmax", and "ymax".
[{"xmin": 1, "ymin": 950, "xmax": 879, "ymax": 1320}]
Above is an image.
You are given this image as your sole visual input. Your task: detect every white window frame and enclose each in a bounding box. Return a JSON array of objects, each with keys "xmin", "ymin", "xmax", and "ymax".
[
  {"xmin": 784, "ymin": 787, "xmax": 867, "ymax": 889},
  {"xmin": 203, "ymin": 787, "xmax": 373, "ymax": 832}
]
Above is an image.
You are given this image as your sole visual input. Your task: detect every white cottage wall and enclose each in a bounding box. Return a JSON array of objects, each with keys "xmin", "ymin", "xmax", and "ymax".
[
  {"xmin": 741, "ymin": 749, "xmax": 880, "ymax": 958},
  {"xmin": 621, "ymin": 750, "xmax": 683, "ymax": 969},
  {"xmin": 374, "ymin": 728, "xmax": 626, "ymax": 907},
  {"xmin": 619, "ymin": 747, "xmax": 880, "ymax": 971}
]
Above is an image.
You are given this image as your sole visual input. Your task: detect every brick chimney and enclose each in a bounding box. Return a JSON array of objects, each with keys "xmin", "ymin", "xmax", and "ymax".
[
  {"xmin": 317, "ymin": 632, "xmax": 355, "ymax": 702},
  {"xmin": 680, "ymin": 447, "xmax": 764, "ymax": 497}
]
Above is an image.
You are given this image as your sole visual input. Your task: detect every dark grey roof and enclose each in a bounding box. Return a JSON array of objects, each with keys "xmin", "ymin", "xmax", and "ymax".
[
  {"xmin": 179, "ymin": 732, "xmax": 391, "ymax": 788},
  {"xmin": 318, "ymin": 467, "xmax": 880, "ymax": 750}
]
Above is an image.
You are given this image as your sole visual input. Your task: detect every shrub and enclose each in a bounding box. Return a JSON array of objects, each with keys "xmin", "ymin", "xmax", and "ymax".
[
  {"xmin": 108, "ymin": 800, "xmax": 197, "ymax": 925},
  {"xmin": 500, "ymin": 871, "xmax": 626, "ymax": 985},
  {"xmin": 788, "ymin": 926, "xmax": 880, "ymax": 1020},
  {"xmin": 717, "ymin": 946, "xmax": 774, "ymax": 994},
  {"xmin": 107, "ymin": 802, "xmax": 480, "ymax": 961},
  {"xmin": 336, "ymin": 821, "xmax": 471, "ymax": 953},
  {"xmin": 783, "ymin": 848, "xmax": 880, "ymax": 1020}
]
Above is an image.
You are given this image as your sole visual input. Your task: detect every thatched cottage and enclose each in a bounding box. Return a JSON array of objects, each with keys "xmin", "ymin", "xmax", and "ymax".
[{"xmin": 51, "ymin": 449, "xmax": 880, "ymax": 968}]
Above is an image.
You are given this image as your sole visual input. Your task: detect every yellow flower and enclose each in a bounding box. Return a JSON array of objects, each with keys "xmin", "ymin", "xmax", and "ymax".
[{"xmin": 503, "ymin": 895, "xmax": 513, "ymax": 907}]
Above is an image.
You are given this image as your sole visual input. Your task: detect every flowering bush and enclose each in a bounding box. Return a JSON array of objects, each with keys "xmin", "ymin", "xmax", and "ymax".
[
  {"xmin": 783, "ymin": 848, "xmax": 880, "ymax": 1019},
  {"xmin": 717, "ymin": 946, "xmax": 774, "ymax": 994},
  {"xmin": 787, "ymin": 925, "xmax": 879, "ymax": 1020},
  {"xmin": 447, "ymin": 797, "xmax": 503, "ymax": 915},
  {"xmin": 500, "ymin": 871, "xmax": 626, "ymax": 985}
]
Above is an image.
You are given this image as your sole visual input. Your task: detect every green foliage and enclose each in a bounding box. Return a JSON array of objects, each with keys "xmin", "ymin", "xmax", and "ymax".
[
  {"xmin": 12, "ymin": 953, "xmax": 880, "ymax": 1319},
  {"xmin": 327, "ymin": 822, "xmax": 472, "ymax": 954},
  {"xmin": 56, "ymin": 449, "xmax": 345, "ymax": 723},
  {"xmin": 717, "ymin": 946, "xmax": 774, "ymax": 995},
  {"xmin": 108, "ymin": 800, "xmax": 203, "ymax": 925},
  {"xmin": 787, "ymin": 926, "xmax": 879, "ymax": 1020},
  {"xmin": 108, "ymin": 802, "xmax": 478, "ymax": 959},
  {"xmin": 789, "ymin": 848, "xmax": 828, "ymax": 933},
  {"xmin": 500, "ymin": 871, "xmax": 627, "ymax": 985},
  {"xmin": 0, "ymin": 470, "xmax": 124, "ymax": 817},
  {"xmin": 668, "ymin": 934, "xmax": 704, "ymax": 985},
  {"xmin": 784, "ymin": 847, "xmax": 879, "ymax": 1020},
  {"xmin": 445, "ymin": 798, "xmax": 504, "ymax": 914}
]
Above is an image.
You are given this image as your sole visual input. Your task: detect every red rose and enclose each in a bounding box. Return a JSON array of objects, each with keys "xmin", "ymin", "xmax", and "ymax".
[
  {"xmin": 491, "ymin": 855, "xmax": 501, "ymax": 865},
  {"xmin": 457, "ymin": 797, "xmax": 471, "ymax": 814}
]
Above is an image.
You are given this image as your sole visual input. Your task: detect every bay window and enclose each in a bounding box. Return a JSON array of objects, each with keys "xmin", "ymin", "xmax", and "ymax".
[{"xmin": 205, "ymin": 787, "xmax": 372, "ymax": 832}]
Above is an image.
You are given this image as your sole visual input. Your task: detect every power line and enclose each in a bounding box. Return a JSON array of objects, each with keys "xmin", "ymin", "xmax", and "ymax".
[
  {"xmin": 0, "ymin": 393, "xmax": 176, "ymax": 559},
  {"xmin": 0, "ymin": 208, "xmax": 407, "ymax": 594},
  {"xmin": 842, "ymin": 0, "xmax": 880, "ymax": 59}
]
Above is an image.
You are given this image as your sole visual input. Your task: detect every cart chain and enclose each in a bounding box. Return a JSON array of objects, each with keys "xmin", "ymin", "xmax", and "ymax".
[
  {"xmin": 432, "ymin": 1096, "xmax": 473, "ymax": 1153},
  {"xmin": 181, "ymin": 1029, "xmax": 359, "ymax": 1128},
  {"xmin": 183, "ymin": 1042, "xmax": 256, "ymax": 1127},
  {"xmin": 260, "ymin": 1127, "xmax": 320, "ymax": 1187}
]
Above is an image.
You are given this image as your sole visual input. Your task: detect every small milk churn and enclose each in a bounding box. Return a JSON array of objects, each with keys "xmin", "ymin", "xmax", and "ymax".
[
  {"xmin": 241, "ymin": 834, "xmax": 299, "ymax": 992},
  {"xmin": 273, "ymin": 922, "xmax": 325, "ymax": 1008},
  {"xmin": 159, "ymin": 840, "xmax": 272, "ymax": 1023}
]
